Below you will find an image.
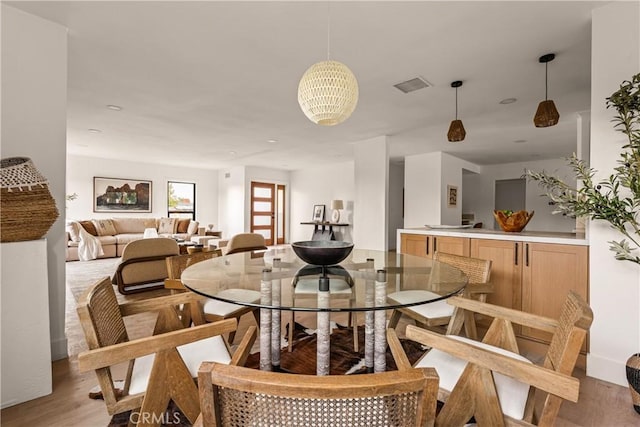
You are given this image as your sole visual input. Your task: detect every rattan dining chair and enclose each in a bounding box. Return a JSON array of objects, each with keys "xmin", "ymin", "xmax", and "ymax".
[
  {"xmin": 77, "ymin": 276, "xmax": 257, "ymax": 425},
  {"xmin": 165, "ymin": 251, "xmax": 261, "ymax": 343},
  {"xmin": 195, "ymin": 362, "xmax": 439, "ymax": 427},
  {"xmin": 388, "ymin": 251, "xmax": 492, "ymax": 339},
  {"xmin": 389, "ymin": 290, "xmax": 593, "ymax": 426}
]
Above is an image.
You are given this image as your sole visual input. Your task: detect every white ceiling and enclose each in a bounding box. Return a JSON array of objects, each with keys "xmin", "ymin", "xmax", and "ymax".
[{"xmin": 8, "ymin": 1, "xmax": 604, "ymax": 171}]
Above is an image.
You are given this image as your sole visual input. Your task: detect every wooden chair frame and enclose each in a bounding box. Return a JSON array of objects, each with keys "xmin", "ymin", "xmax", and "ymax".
[
  {"xmin": 77, "ymin": 277, "xmax": 257, "ymax": 426},
  {"xmin": 195, "ymin": 362, "xmax": 439, "ymax": 427},
  {"xmin": 388, "ymin": 251, "xmax": 493, "ymax": 339},
  {"xmin": 164, "ymin": 251, "xmax": 260, "ymax": 343},
  {"xmin": 388, "ymin": 290, "xmax": 593, "ymax": 427}
]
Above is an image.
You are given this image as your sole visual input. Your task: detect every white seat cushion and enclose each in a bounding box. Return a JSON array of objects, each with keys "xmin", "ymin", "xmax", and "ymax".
[
  {"xmin": 416, "ymin": 335, "xmax": 532, "ymax": 420},
  {"xmin": 387, "ymin": 290, "xmax": 455, "ymax": 318},
  {"xmin": 203, "ymin": 289, "xmax": 260, "ymax": 317},
  {"xmin": 128, "ymin": 334, "xmax": 231, "ymax": 395},
  {"xmin": 294, "ymin": 278, "xmax": 352, "ymax": 294}
]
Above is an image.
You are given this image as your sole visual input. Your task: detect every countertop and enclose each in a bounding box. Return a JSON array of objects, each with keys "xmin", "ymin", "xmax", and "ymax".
[{"xmin": 398, "ymin": 227, "xmax": 588, "ymax": 245}]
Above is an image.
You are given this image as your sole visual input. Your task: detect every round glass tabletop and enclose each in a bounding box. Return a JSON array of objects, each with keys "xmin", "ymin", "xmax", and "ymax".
[{"xmin": 181, "ymin": 246, "xmax": 468, "ymax": 312}]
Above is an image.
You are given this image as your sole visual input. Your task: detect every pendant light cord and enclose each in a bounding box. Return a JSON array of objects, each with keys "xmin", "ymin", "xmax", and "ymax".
[
  {"xmin": 455, "ymin": 87, "xmax": 459, "ymax": 120},
  {"xmin": 545, "ymin": 62, "xmax": 548, "ymax": 101},
  {"xmin": 326, "ymin": 1, "xmax": 331, "ymax": 60}
]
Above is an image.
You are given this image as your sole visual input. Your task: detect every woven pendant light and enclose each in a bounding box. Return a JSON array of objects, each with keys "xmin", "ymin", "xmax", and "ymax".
[
  {"xmin": 297, "ymin": 3, "xmax": 358, "ymax": 126},
  {"xmin": 298, "ymin": 60, "xmax": 359, "ymax": 126},
  {"xmin": 534, "ymin": 53, "xmax": 560, "ymax": 127},
  {"xmin": 447, "ymin": 81, "xmax": 466, "ymax": 142}
]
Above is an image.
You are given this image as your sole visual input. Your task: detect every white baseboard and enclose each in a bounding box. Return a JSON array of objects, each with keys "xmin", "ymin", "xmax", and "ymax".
[{"xmin": 587, "ymin": 353, "xmax": 629, "ymax": 387}]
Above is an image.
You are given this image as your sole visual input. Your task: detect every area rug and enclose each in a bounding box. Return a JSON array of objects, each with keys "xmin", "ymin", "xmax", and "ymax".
[
  {"xmin": 245, "ymin": 322, "xmax": 428, "ymax": 375},
  {"xmin": 104, "ymin": 322, "xmax": 427, "ymax": 426}
]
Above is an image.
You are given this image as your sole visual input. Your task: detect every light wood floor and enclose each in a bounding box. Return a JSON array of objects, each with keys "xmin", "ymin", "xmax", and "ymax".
[{"xmin": 1, "ymin": 259, "xmax": 639, "ymax": 426}]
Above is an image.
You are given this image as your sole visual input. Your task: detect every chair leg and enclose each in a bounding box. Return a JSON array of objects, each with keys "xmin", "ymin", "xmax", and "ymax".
[
  {"xmin": 288, "ymin": 311, "xmax": 295, "ymax": 352},
  {"xmin": 387, "ymin": 309, "xmax": 402, "ymax": 329},
  {"xmin": 351, "ymin": 312, "xmax": 358, "ymax": 352},
  {"xmin": 227, "ymin": 322, "xmax": 237, "ymax": 345}
]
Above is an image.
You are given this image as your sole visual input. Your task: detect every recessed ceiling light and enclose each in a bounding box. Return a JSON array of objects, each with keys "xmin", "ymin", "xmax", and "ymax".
[
  {"xmin": 88, "ymin": 128, "xmax": 102, "ymax": 133},
  {"xmin": 513, "ymin": 139, "xmax": 527, "ymax": 144},
  {"xmin": 106, "ymin": 105, "xmax": 122, "ymax": 111},
  {"xmin": 229, "ymin": 151, "xmax": 237, "ymax": 155},
  {"xmin": 267, "ymin": 139, "xmax": 278, "ymax": 143},
  {"xmin": 499, "ymin": 98, "xmax": 517, "ymax": 104}
]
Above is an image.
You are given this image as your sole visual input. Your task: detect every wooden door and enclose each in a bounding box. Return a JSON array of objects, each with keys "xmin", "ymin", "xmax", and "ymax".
[
  {"xmin": 521, "ymin": 243, "xmax": 589, "ymax": 347},
  {"xmin": 276, "ymin": 184, "xmax": 285, "ymax": 245},
  {"xmin": 470, "ymin": 238, "xmax": 522, "ymax": 314},
  {"xmin": 250, "ymin": 182, "xmax": 275, "ymax": 246}
]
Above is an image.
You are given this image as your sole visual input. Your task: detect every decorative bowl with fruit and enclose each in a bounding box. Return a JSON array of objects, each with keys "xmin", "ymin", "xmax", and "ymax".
[{"xmin": 493, "ymin": 210, "xmax": 535, "ymax": 232}]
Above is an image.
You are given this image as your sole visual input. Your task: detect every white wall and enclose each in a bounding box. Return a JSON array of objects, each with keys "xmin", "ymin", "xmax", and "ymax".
[
  {"xmin": 404, "ymin": 152, "xmax": 480, "ymax": 228},
  {"xmin": 405, "ymin": 152, "xmax": 442, "ymax": 227},
  {"xmin": 587, "ymin": 1, "xmax": 640, "ymax": 386},
  {"xmin": 66, "ymin": 154, "xmax": 218, "ymax": 224},
  {"xmin": 290, "ymin": 161, "xmax": 355, "ymax": 243},
  {"xmin": 462, "ymin": 158, "xmax": 577, "ymax": 232},
  {"xmin": 218, "ymin": 166, "xmax": 246, "ymax": 238},
  {"xmin": 353, "ymin": 136, "xmax": 389, "ymax": 250},
  {"xmin": 388, "ymin": 162, "xmax": 405, "ymax": 250},
  {"xmin": 1, "ymin": 5, "xmax": 68, "ymax": 360},
  {"xmin": 440, "ymin": 153, "xmax": 481, "ymax": 225}
]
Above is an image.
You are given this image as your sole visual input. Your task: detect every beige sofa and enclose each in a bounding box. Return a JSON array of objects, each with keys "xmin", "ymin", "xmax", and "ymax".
[{"xmin": 65, "ymin": 217, "xmax": 199, "ymax": 261}]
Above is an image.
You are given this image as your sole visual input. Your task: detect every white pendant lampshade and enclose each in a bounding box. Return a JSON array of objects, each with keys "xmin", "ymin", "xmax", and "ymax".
[{"xmin": 298, "ymin": 60, "xmax": 359, "ymax": 126}]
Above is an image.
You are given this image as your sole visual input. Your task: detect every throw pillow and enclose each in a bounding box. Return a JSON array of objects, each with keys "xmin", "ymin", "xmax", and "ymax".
[
  {"xmin": 176, "ymin": 219, "xmax": 190, "ymax": 234},
  {"xmin": 79, "ymin": 220, "xmax": 98, "ymax": 236},
  {"xmin": 187, "ymin": 220, "xmax": 199, "ymax": 235},
  {"xmin": 66, "ymin": 221, "xmax": 81, "ymax": 242},
  {"xmin": 158, "ymin": 218, "xmax": 178, "ymax": 234},
  {"xmin": 92, "ymin": 219, "xmax": 117, "ymax": 236}
]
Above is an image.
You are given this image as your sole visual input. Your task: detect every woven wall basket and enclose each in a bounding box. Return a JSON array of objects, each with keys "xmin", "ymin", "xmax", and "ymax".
[{"xmin": 1, "ymin": 157, "xmax": 59, "ymax": 243}]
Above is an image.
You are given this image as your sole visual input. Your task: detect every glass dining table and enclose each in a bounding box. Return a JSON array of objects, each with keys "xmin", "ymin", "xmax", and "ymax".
[{"xmin": 181, "ymin": 246, "xmax": 467, "ymax": 375}]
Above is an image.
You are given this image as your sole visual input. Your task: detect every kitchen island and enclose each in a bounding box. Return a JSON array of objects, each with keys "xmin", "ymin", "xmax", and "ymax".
[{"xmin": 396, "ymin": 227, "xmax": 589, "ymax": 365}]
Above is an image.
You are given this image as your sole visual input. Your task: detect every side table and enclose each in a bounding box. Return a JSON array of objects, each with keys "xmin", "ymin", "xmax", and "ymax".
[
  {"xmin": 300, "ymin": 222, "xmax": 349, "ymax": 240},
  {"xmin": 191, "ymin": 235, "xmax": 219, "ymax": 247}
]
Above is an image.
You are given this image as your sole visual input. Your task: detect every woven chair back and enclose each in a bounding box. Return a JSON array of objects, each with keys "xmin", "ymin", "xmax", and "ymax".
[
  {"xmin": 166, "ymin": 251, "xmax": 220, "ymax": 280},
  {"xmin": 81, "ymin": 277, "xmax": 129, "ymax": 348},
  {"xmin": 434, "ymin": 251, "xmax": 491, "ymax": 284},
  {"xmin": 545, "ymin": 290, "xmax": 593, "ymax": 374},
  {"xmin": 198, "ymin": 362, "xmax": 438, "ymax": 427}
]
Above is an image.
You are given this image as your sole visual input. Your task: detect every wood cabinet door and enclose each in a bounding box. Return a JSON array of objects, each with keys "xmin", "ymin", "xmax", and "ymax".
[
  {"xmin": 400, "ymin": 233, "xmax": 431, "ymax": 258},
  {"xmin": 521, "ymin": 243, "xmax": 589, "ymax": 346},
  {"xmin": 470, "ymin": 239, "xmax": 522, "ymax": 313},
  {"xmin": 432, "ymin": 236, "xmax": 470, "ymax": 257}
]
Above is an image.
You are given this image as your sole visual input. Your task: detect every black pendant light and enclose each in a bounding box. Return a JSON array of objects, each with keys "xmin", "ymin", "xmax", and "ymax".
[
  {"xmin": 447, "ymin": 80, "xmax": 466, "ymax": 142},
  {"xmin": 534, "ymin": 53, "xmax": 560, "ymax": 127}
]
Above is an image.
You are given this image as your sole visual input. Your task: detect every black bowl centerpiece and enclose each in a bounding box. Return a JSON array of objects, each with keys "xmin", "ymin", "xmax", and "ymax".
[{"xmin": 291, "ymin": 240, "xmax": 354, "ymax": 266}]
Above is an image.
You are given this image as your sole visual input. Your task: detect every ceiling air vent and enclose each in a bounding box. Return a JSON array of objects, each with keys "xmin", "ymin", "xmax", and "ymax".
[{"xmin": 393, "ymin": 77, "xmax": 432, "ymax": 94}]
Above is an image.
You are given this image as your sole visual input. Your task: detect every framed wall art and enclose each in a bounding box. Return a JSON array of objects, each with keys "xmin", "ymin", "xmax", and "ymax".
[
  {"xmin": 94, "ymin": 177, "xmax": 152, "ymax": 212},
  {"xmin": 447, "ymin": 185, "xmax": 458, "ymax": 207},
  {"xmin": 312, "ymin": 204, "xmax": 325, "ymax": 222}
]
